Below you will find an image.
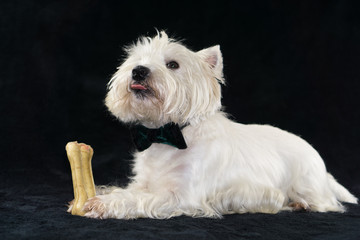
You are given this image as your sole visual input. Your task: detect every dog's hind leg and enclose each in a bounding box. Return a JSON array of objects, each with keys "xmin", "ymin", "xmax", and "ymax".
[
  {"xmin": 286, "ymin": 173, "xmax": 353, "ymax": 212},
  {"xmin": 209, "ymin": 183, "xmax": 287, "ymax": 214}
]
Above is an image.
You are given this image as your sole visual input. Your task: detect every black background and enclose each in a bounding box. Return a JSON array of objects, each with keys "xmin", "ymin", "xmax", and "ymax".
[{"xmin": 1, "ymin": 0, "xmax": 360, "ymax": 239}]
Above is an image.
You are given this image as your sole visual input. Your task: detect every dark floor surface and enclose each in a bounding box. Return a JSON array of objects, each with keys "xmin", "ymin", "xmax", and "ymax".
[{"xmin": 1, "ymin": 169, "xmax": 359, "ymax": 240}]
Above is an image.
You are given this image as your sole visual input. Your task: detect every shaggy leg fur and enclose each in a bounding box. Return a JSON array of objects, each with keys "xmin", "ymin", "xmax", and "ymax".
[{"xmin": 84, "ymin": 187, "xmax": 182, "ymax": 219}]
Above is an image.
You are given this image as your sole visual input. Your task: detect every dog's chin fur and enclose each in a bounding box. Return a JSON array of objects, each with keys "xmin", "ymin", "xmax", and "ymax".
[{"xmin": 82, "ymin": 31, "xmax": 357, "ymax": 219}]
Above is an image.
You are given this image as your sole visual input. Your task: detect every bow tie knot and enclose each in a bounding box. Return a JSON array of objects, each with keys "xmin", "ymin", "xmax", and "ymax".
[{"xmin": 130, "ymin": 123, "xmax": 188, "ymax": 151}]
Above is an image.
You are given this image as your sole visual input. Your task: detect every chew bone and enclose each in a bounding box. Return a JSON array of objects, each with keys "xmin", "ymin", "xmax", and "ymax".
[{"xmin": 66, "ymin": 141, "xmax": 96, "ymax": 216}]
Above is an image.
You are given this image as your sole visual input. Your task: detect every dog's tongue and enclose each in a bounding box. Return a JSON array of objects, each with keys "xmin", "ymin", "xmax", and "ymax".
[{"xmin": 130, "ymin": 84, "xmax": 147, "ymax": 90}]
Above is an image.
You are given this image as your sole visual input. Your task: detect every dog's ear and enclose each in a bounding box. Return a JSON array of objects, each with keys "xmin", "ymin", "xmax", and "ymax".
[{"xmin": 197, "ymin": 45, "xmax": 224, "ymax": 82}]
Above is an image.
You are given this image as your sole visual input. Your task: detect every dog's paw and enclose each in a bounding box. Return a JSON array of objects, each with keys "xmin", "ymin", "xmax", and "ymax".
[
  {"xmin": 288, "ymin": 202, "xmax": 310, "ymax": 212},
  {"xmin": 67, "ymin": 199, "xmax": 74, "ymax": 213},
  {"xmin": 83, "ymin": 197, "xmax": 107, "ymax": 219}
]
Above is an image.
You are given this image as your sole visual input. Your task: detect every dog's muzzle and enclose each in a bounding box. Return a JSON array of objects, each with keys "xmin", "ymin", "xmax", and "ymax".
[{"xmin": 131, "ymin": 66, "xmax": 150, "ymax": 91}]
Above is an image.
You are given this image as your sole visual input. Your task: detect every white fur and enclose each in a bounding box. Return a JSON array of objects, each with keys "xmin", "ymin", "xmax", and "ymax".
[{"xmin": 83, "ymin": 31, "xmax": 357, "ymax": 219}]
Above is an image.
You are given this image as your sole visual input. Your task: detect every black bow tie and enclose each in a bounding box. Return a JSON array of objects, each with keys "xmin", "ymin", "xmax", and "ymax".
[{"xmin": 130, "ymin": 123, "xmax": 188, "ymax": 152}]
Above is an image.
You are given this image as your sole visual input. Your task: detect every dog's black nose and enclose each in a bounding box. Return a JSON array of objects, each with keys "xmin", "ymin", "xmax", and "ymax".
[{"xmin": 132, "ymin": 66, "xmax": 150, "ymax": 81}]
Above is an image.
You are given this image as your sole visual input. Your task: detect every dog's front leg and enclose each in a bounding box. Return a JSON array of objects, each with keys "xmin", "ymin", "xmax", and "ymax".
[{"xmin": 83, "ymin": 187, "xmax": 180, "ymax": 219}]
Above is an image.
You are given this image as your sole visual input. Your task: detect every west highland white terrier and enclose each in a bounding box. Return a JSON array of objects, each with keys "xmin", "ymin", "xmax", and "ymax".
[{"xmin": 83, "ymin": 31, "xmax": 357, "ymax": 219}]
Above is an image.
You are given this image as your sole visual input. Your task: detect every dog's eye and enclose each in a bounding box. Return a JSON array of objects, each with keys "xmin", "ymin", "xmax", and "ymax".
[{"xmin": 166, "ymin": 61, "xmax": 179, "ymax": 70}]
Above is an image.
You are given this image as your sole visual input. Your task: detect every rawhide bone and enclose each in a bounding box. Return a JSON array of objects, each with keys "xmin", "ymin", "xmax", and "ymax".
[{"xmin": 66, "ymin": 141, "xmax": 96, "ymax": 216}]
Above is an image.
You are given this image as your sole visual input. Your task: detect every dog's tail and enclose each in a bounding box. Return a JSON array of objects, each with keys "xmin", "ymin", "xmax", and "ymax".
[{"xmin": 327, "ymin": 173, "xmax": 358, "ymax": 204}]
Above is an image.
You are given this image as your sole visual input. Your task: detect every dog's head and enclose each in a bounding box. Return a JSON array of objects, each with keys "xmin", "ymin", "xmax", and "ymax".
[{"xmin": 105, "ymin": 31, "xmax": 224, "ymax": 128}]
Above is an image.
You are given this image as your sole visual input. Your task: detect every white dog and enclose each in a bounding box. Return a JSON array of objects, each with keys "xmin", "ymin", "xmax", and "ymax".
[{"xmin": 83, "ymin": 31, "xmax": 357, "ymax": 219}]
